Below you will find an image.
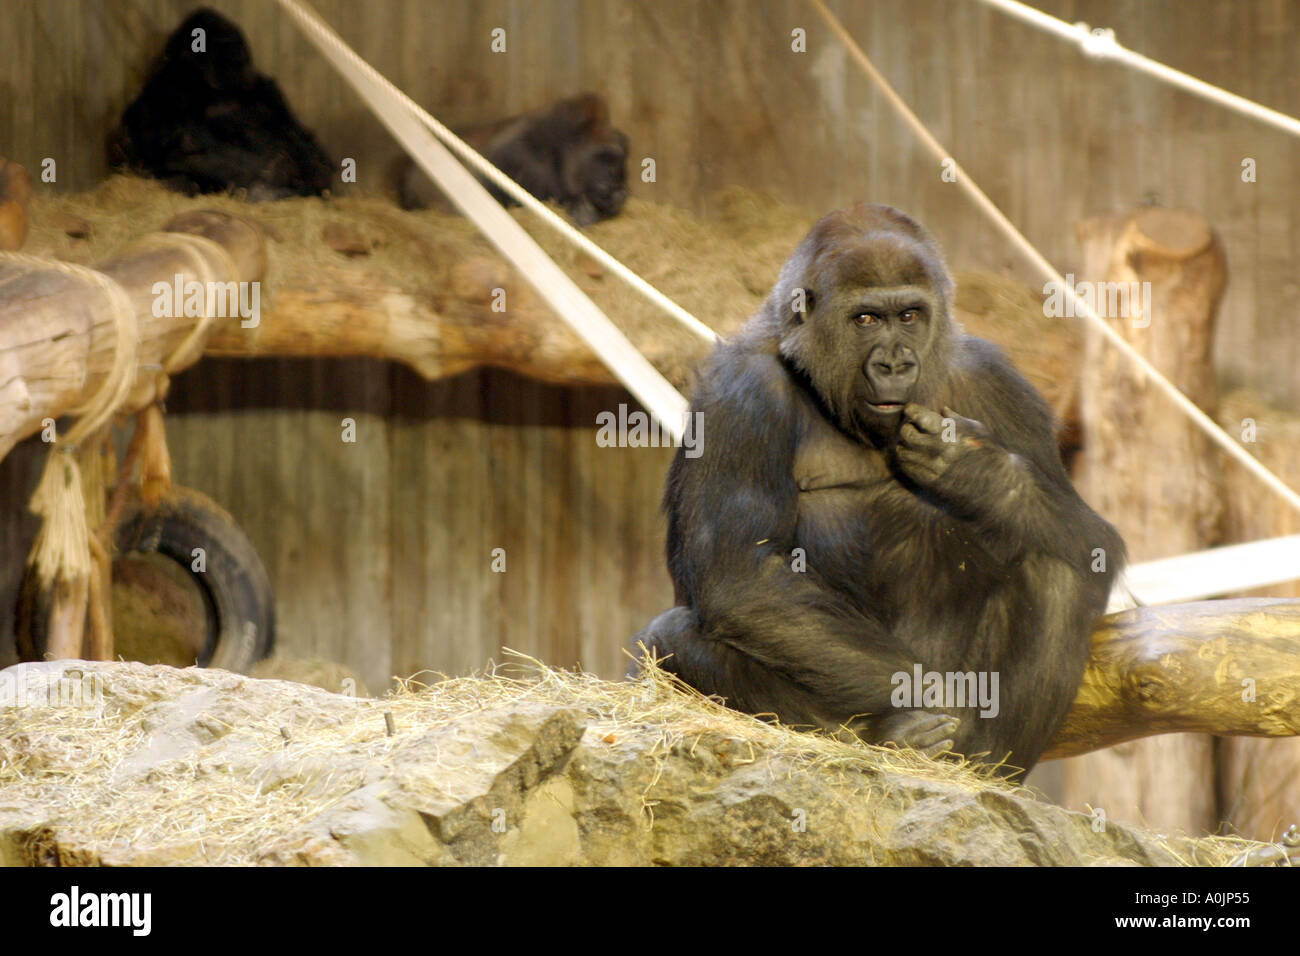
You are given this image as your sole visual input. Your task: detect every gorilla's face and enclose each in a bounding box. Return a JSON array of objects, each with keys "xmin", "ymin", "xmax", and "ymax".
[
  {"xmin": 844, "ymin": 291, "xmax": 932, "ymax": 431},
  {"xmin": 564, "ymin": 131, "xmax": 629, "ymax": 225},
  {"xmin": 774, "ymin": 206, "xmax": 955, "ymax": 444},
  {"xmin": 166, "ymin": 10, "xmax": 256, "ymax": 91}
]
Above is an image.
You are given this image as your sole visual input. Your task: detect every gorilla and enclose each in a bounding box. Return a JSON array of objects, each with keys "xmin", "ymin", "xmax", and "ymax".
[
  {"xmin": 400, "ymin": 92, "xmax": 629, "ymax": 226},
  {"xmin": 109, "ymin": 8, "xmax": 333, "ymax": 199},
  {"xmin": 633, "ymin": 203, "xmax": 1124, "ymax": 777}
]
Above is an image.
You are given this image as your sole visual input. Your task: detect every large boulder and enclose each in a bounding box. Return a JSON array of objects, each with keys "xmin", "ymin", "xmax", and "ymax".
[{"xmin": 0, "ymin": 660, "xmax": 1264, "ymax": 866}]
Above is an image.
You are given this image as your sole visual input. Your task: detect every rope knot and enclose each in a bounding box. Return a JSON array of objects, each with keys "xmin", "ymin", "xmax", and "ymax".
[{"xmin": 1072, "ymin": 21, "xmax": 1119, "ymax": 60}]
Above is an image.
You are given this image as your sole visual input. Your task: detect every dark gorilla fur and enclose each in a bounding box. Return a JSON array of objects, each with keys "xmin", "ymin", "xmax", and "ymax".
[
  {"xmin": 109, "ymin": 8, "xmax": 333, "ymax": 199},
  {"xmin": 400, "ymin": 92, "xmax": 629, "ymax": 225},
  {"xmin": 633, "ymin": 202, "xmax": 1124, "ymax": 776}
]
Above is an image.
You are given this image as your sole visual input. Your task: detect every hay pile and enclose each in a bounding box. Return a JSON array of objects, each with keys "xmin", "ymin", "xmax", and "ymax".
[{"xmin": 0, "ymin": 657, "xmax": 1266, "ymax": 866}]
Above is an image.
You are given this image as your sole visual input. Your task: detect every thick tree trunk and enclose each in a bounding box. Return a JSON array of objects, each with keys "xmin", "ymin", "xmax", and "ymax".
[
  {"xmin": 1064, "ymin": 207, "xmax": 1227, "ymax": 833},
  {"xmin": 1215, "ymin": 392, "xmax": 1300, "ymax": 840}
]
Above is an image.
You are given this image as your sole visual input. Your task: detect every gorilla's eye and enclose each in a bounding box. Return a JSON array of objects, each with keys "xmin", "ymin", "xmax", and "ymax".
[
  {"xmin": 853, "ymin": 313, "xmax": 878, "ymax": 326},
  {"xmin": 900, "ymin": 309, "xmax": 920, "ymax": 324}
]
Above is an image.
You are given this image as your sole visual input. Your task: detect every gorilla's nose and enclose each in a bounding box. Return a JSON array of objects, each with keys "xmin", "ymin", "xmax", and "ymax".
[{"xmin": 865, "ymin": 347, "xmax": 919, "ymax": 394}]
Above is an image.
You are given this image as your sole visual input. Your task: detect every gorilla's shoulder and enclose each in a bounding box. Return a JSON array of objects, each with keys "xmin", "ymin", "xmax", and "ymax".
[
  {"xmin": 951, "ymin": 331, "xmax": 1013, "ymax": 367},
  {"xmin": 951, "ymin": 333, "xmax": 1057, "ymax": 440},
  {"xmin": 953, "ymin": 334, "xmax": 1038, "ymax": 392},
  {"xmin": 698, "ymin": 334, "xmax": 795, "ymax": 409}
]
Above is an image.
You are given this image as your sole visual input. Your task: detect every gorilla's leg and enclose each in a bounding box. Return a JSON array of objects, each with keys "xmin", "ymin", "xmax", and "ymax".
[
  {"xmin": 631, "ymin": 607, "xmax": 833, "ymax": 731},
  {"xmin": 631, "ymin": 607, "xmax": 959, "ymax": 754}
]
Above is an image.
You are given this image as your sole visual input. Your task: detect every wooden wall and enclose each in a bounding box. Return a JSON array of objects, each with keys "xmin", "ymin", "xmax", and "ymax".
[
  {"xmin": 0, "ymin": 362, "xmax": 675, "ymax": 692},
  {"xmin": 2, "ymin": 0, "xmax": 1298, "ymax": 694}
]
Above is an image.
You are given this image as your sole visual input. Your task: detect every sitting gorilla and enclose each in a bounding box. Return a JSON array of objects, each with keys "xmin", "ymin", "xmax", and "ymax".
[
  {"xmin": 399, "ymin": 92, "xmax": 629, "ymax": 226},
  {"xmin": 109, "ymin": 8, "xmax": 333, "ymax": 199},
  {"xmin": 633, "ymin": 203, "xmax": 1124, "ymax": 777}
]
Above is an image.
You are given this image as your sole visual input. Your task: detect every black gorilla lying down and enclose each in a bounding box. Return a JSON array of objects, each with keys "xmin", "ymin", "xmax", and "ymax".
[
  {"xmin": 633, "ymin": 203, "xmax": 1123, "ymax": 776},
  {"xmin": 399, "ymin": 93, "xmax": 629, "ymax": 226}
]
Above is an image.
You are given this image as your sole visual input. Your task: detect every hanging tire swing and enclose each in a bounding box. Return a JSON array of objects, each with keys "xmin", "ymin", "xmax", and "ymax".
[{"xmin": 17, "ymin": 485, "xmax": 275, "ymax": 672}]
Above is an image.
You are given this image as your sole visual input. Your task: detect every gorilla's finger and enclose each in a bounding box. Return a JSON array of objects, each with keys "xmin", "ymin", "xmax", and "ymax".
[
  {"xmin": 890, "ymin": 712, "xmax": 960, "ymax": 758},
  {"xmin": 903, "ymin": 403, "xmax": 945, "ymax": 434},
  {"xmin": 919, "ymin": 737, "xmax": 957, "ymax": 758},
  {"xmin": 900, "ymin": 421, "xmax": 947, "ymax": 446},
  {"xmin": 898, "ymin": 422, "xmax": 926, "ymax": 446},
  {"xmin": 878, "ymin": 710, "xmax": 960, "ymax": 751},
  {"xmin": 909, "ymin": 715, "xmax": 962, "ymax": 748}
]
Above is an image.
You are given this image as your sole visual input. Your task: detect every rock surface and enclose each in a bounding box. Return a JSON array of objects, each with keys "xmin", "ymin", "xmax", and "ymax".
[{"xmin": 0, "ymin": 660, "xmax": 1262, "ymax": 866}]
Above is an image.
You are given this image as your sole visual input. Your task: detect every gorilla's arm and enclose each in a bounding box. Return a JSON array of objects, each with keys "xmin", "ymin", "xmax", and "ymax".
[
  {"xmin": 662, "ymin": 348, "xmax": 920, "ymax": 723},
  {"xmin": 896, "ymin": 342, "xmax": 1124, "ymax": 579}
]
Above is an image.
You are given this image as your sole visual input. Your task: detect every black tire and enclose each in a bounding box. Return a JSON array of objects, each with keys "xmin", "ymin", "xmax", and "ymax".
[{"xmin": 16, "ymin": 486, "xmax": 275, "ymax": 672}]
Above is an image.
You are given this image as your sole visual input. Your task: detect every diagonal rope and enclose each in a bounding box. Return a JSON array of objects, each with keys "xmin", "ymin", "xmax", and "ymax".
[
  {"xmin": 807, "ymin": 0, "xmax": 1300, "ymax": 519},
  {"xmin": 975, "ymin": 0, "xmax": 1300, "ymax": 139}
]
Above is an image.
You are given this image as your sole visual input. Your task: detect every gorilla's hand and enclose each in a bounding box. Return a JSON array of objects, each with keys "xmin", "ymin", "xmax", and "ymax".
[{"xmin": 895, "ymin": 403, "xmax": 1005, "ymax": 515}]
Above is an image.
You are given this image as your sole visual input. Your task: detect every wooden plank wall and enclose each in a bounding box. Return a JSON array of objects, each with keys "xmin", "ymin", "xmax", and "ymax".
[
  {"xmin": 2, "ymin": 0, "xmax": 1298, "ymax": 693},
  {"xmin": 0, "ymin": 361, "xmax": 675, "ymax": 692}
]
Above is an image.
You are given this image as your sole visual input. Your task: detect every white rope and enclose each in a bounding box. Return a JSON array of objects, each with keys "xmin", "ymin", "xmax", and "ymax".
[
  {"xmin": 976, "ymin": 0, "xmax": 1300, "ymax": 139},
  {"xmin": 273, "ymin": 0, "xmax": 689, "ymax": 441},
  {"xmin": 136, "ymin": 231, "xmax": 240, "ymax": 373},
  {"xmin": 807, "ymin": 0, "xmax": 1300, "ymax": 520}
]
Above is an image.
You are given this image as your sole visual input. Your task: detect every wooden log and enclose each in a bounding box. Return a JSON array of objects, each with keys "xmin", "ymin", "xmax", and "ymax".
[
  {"xmin": 204, "ymin": 258, "xmax": 1079, "ymax": 409},
  {"xmin": 1215, "ymin": 391, "xmax": 1300, "ymax": 840},
  {"xmin": 1063, "ymin": 207, "xmax": 1228, "ymax": 833},
  {"xmin": 0, "ymin": 157, "xmax": 33, "ymax": 251},
  {"xmin": 0, "ymin": 211, "xmax": 265, "ymax": 460},
  {"xmin": 1045, "ymin": 599, "xmax": 1300, "ymax": 760},
  {"xmin": 205, "ymin": 254, "xmax": 659, "ymax": 386}
]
